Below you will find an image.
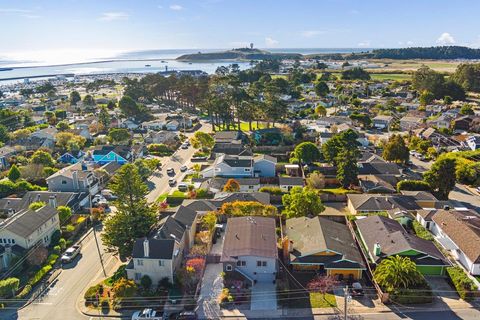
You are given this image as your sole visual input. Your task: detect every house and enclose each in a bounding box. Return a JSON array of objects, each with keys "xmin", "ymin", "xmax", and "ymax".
[
  {"xmin": 166, "ymin": 120, "xmax": 179, "ymax": 131},
  {"xmin": 285, "ymin": 217, "xmax": 365, "ymax": 279},
  {"xmin": 200, "ymin": 177, "xmax": 261, "ymax": 193},
  {"xmin": 453, "ymin": 115, "xmax": 475, "ymax": 132},
  {"xmin": 144, "ymin": 131, "xmax": 178, "ymax": 145},
  {"xmin": 319, "ymin": 132, "xmax": 369, "ymax": 147},
  {"xmin": 346, "ymin": 193, "xmax": 431, "ymax": 215},
  {"xmin": 221, "ymin": 216, "xmax": 278, "ymax": 283},
  {"xmin": 1, "ymin": 191, "xmax": 89, "ymax": 214},
  {"xmin": 356, "ymin": 215, "xmax": 449, "ymax": 275},
  {"xmin": 46, "ymin": 162, "xmax": 99, "ymax": 195},
  {"xmin": 417, "ymin": 209, "xmax": 480, "ymax": 275},
  {"xmin": 57, "ymin": 151, "xmax": 85, "ymax": 164},
  {"xmin": 400, "ymin": 116, "xmax": 423, "ymax": 131},
  {"xmin": 214, "ymin": 131, "xmax": 247, "ymax": 144},
  {"xmin": 428, "ymin": 114, "xmax": 453, "ymax": 129},
  {"xmin": 142, "ymin": 119, "xmax": 167, "ymax": 131},
  {"xmin": 91, "ymin": 146, "xmax": 132, "ymax": 165},
  {"xmin": 0, "ymin": 146, "xmax": 16, "ymax": 170},
  {"xmin": 0, "ymin": 203, "xmax": 60, "ymax": 271},
  {"xmin": 466, "ymin": 135, "xmax": 480, "ymax": 151},
  {"xmin": 30, "ymin": 126, "xmax": 58, "ymax": 141},
  {"xmin": 120, "ymin": 119, "xmax": 140, "ymax": 130},
  {"xmin": 201, "ymin": 154, "xmax": 276, "ymax": 178},
  {"xmin": 278, "ymin": 177, "xmax": 304, "ymax": 192},
  {"xmin": 372, "ymin": 115, "xmax": 393, "ymax": 130}
]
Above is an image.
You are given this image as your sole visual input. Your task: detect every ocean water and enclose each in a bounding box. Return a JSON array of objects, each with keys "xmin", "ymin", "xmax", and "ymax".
[{"xmin": 0, "ymin": 48, "xmax": 371, "ymax": 81}]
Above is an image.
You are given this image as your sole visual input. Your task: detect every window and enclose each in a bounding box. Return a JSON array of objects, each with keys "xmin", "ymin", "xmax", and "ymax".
[
  {"xmin": 12, "ymin": 239, "xmax": 15, "ymax": 244},
  {"xmin": 137, "ymin": 259, "xmax": 144, "ymax": 266},
  {"xmin": 244, "ymin": 168, "xmax": 251, "ymax": 172},
  {"xmin": 158, "ymin": 260, "xmax": 164, "ymax": 267},
  {"xmin": 135, "ymin": 273, "xmax": 142, "ymax": 280},
  {"xmin": 236, "ymin": 260, "xmax": 246, "ymax": 267},
  {"xmin": 249, "ymin": 186, "xmax": 254, "ymax": 189},
  {"xmin": 257, "ymin": 260, "xmax": 267, "ymax": 267},
  {"xmin": 225, "ymin": 265, "xmax": 233, "ymax": 271},
  {"xmin": 61, "ymin": 180, "xmax": 67, "ymax": 185}
]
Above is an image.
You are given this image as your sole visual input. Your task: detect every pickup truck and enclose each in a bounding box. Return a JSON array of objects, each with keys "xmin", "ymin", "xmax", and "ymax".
[{"xmin": 61, "ymin": 245, "xmax": 81, "ymax": 264}]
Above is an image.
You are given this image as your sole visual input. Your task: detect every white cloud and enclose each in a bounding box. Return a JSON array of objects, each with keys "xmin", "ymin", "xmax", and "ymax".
[
  {"xmin": 437, "ymin": 32, "xmax": 455, "ymax": 45},
  {"xmin": 357, "ymin": 41, "xmax": 371, "ymax": 47},
  {"xmin": 301, "ymin": 30, "xmax": 327, "ymax": 38},
  {"xmin": 98, "ymin": 12, "xmax": 129, "ymax": 21},
  {"xmin": 0, "ymin": 8, "xmax": 31, "ymax": 14},
  {"xmin": 406, "ymin": 40, "xmax": 414, "ymax": 45},
  {"xmin": 265, "ymin": 37, "xmax": 279, "ymax": 47},
  {"xmin": 169, "ymin": 4, "xmax": 184, "ymax": 11}
]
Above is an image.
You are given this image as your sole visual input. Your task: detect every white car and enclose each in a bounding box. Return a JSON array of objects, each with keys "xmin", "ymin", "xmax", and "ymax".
[
  {"xmin": 181, "ymin": 143, "xmax": 189, "ymax": 149},
  {"xmin": 131, "ymin": 308, "xmax": 162, "ymax": 320},
  {"xmin": 180, "ymin": 165, "xmax": 188, "ymax": 172},
  {"xmin": 61, "ymin": 245, "xmax": 81, "ymax": 264}
]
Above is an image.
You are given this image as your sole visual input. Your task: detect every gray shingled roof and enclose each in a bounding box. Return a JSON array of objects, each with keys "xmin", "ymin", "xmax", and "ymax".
[
  {"xmin": 2, "ymin": 206, "xmax": 58, "ymax": 238},
  {"xmin": 221, "ymin": 216, "xmax": 277, "ymax": 262},
  {"xmin": 132, "ymin": 238, "xmax": 175, "ymax": 259},
  {"xmin": 356, "ymin": 215, "xmax": 447, "ymax": 264}
]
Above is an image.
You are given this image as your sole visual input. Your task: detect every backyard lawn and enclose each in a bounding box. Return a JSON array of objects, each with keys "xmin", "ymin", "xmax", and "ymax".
[{"xmin": 309, "ymin": 292, "xmax": 337, "ymax": 308}]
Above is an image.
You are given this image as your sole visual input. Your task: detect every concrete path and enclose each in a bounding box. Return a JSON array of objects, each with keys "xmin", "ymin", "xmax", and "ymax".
[
  {"xmin": 250, "ymin": 282, "xmax": 277, "ymax": 311},
  {"xmin": 196, "ymin": 263, "xmax": 224, "ymax": 319}
]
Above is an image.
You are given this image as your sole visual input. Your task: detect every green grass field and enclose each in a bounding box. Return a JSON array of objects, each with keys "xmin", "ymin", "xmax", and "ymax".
[
  {"xmin": 369, "ymin": 73, "xmax": 411, "ymax": 81},
  {"xmin": 218, "ymin": 121, "xmax": 267, "ymax": 132},
  {"xmin": 309, "ymin": 293, "xmax": 337, "ymax": 308}
]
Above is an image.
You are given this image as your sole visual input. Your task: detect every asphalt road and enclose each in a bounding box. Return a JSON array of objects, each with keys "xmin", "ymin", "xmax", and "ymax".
[
  {"xmin": 410, "ymin": 156, "xmax": 480, "ymax": 213},
  {"xmin": 146, "ymin": 122, "xmax": 211, "ymax": 203},
  {"xmin": 3, "ymin": 225, "xmax": 119, "ymax": 320}
]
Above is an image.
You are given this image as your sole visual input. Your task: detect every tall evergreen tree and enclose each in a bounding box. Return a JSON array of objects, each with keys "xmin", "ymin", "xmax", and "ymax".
[{"xmin": 102, "ymin": 164, "xmax": 156, "ymax": 257}]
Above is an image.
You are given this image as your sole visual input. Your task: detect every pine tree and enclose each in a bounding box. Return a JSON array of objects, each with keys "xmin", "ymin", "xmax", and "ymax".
[
  {"xmin": 7, "ymin": 164, "xmax": 21, "ymax": 182},
  {"xmin": 101, "ymin": 164, "xmax": 156, "ymax": 257}
]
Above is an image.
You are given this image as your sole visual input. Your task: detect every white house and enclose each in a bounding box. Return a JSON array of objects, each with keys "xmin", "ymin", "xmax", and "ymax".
[
  {"xmin": 201, "ymin": 154, "xmax": 276, "ymax": 178},
  {"xmin": 221, "ymin": 216, "xmax": 278, "ymax": 283},
  {"xmin": 417, "ymin": 209, "xmax": 480, "ymax": 275},
  {"xmin": 466, "ymin": 135, "xmax": 480, "ymax": 151},
  {"xmin": 372, "ymin": 115, "xmax": 393, "ymax": 130}
]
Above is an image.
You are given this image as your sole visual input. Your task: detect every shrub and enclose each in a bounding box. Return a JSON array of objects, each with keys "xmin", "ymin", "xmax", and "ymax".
[
  {"xmin": 447, "ymin": 266, "xmax": 477, "ymax": 301},
  {"xmin": 140, "ymin": 275, "xmax": 152, "ymax": 289},
  {"xmin": 16, "ymin": 284, "xmax": 32, "ymax": 299},
  {"xmin": 105, "ymin": 265, "xmax": 127, "ymax": 286},
  {"xmin": 29, "ymin": 264, "xmax": 52, "ymax": 286},
  {"xmin": 58, "ymin": 238, "xmax": 67, "ymax": 250},
  {"xmin": 397, "ymin": 180, "xmax": 431, "ymax": 192},
  {"xmin": 84, "ymin": 284, "xmax": 103, "ymax": 306},
  {"xmin": 259, "ymin": 186, "xmax": 284, "ymax": 195},
  {"xmin": 112, "ymin": 278, "xmax": 137, "ymax": 298},
  {"xmin": 47, "ymin": 254, "xmax": 59, "ymax": 266},
  {"xmin": 65, "ymin": 224, "xmax": 75, "ymax": 233},
  {"xmin": 412, "ymin": 220, "xmax": 434, "ymax": 241},
  {"xmin": 29, "ymin": 201, "xmax": 46, "ymax": 211},
  {"xmin": 50, "ymin": 230, "xmax": 61, "ymax": 247},
  {"xmin": 53, "ymin": 245, "xmax": 61, "ymax": 255},
  {"xmin": 0, "ymin": 277, "xmax": 20, "ymax": 298},
  {"xmin": 195, "ymin": 188, "xmax": 211, "ymax": 199}
]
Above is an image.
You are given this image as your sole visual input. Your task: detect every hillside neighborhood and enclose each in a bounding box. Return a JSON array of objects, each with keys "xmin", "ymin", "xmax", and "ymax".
[{"xmin": 0, "ymin": 56, "xmax": 480, "ymax": 320}]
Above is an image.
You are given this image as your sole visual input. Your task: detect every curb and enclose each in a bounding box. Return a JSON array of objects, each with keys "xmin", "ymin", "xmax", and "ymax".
[{"xmin": 18, "ymin": 269, "xmax": 63, "ymax": 310}]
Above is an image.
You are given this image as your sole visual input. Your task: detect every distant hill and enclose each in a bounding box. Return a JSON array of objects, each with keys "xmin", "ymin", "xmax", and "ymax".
[{"xmin": 176, "ymin": 48, "xmax": 302, "ymax": 61}]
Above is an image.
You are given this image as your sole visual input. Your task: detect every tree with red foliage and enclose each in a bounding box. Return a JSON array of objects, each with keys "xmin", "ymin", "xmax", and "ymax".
[{"xmin": 307, "ymin": 275, "xmax": 338, "ymax": 295}]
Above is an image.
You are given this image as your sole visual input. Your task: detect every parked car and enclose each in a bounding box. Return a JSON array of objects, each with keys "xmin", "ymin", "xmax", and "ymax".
[
  {"xmin": 180, "ymin": 165, "xmax": 188, "ymax": 172},
  {"xmin": 350, "ymin": 282, "xmax": 364, "ymax": 297},
  {"xmin": 181, "ymin": 143, "xmax": 188, "ymax": 149},
  {"xmin": 101, "ymin": 189, "xmax": 118, "ymax": 200},
  {"xmin": 178, "ymin": 183, "xmax": 188, "ymax": 192},
  {"xmin": 176, "ymin": 311, "xmax": 197, "ymax": 320},
  {"xmin": 166, "ymin": 168, "xmax": 175, "ymax": 175},
  {"xmin": 132, "ymin": 308, "xmax": 162, "ymax": 320},
  {"xmin": 61, "ymin": 245, "xmax": 81, "ymax": 264},
  {"xmin": 168, "ymin": 178, "xmax": 176, "ymax": 187},
  {"xmin": 92, "ymin": 194, "xmax": 107, "ymax": 205}
]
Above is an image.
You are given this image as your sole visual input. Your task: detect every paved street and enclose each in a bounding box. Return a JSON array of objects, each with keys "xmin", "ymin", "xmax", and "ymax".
[
  {"xmin": 2, "ymin": 225, "xmax": 120, "ymax": 320},
  {"xmin": 146, "ymin": 122, "xmax": 211, "ymax": 203},
  {"xmin": 410, "ymin": 156, "xmax": 480, "ymax": 212}
]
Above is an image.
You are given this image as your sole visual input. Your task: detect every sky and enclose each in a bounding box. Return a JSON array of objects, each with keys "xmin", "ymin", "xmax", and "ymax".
[{"xmin": 1, "ymin": 0, "xmax": 479, "ymax": 62}]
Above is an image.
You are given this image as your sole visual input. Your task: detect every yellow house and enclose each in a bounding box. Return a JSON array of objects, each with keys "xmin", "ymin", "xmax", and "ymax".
[{"xmin": 284, "ymin": 217, "xmax": 365, "ymax": 280}]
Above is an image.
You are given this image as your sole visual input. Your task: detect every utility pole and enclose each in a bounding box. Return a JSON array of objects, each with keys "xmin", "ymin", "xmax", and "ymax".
[
  {"xmin": 90, "ymin": 193, "xmax": 106, "ymax": 277},
  {"xmin": 344, "ymin": 285, "xmax": 349, "ymax": 320}
]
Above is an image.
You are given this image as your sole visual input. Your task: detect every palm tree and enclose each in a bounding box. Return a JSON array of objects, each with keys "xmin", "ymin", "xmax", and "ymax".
[{"xmin": 374, "ymin": 256, "xmax": 423, "ymax": 293}]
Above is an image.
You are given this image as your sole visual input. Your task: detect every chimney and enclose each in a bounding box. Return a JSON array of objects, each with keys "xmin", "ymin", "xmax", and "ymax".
[
  {"xmin": 72, "ymin": 171, "xmax": 79, "ymax": 190},
  {"xmin": 36, "ymin": 194, "xmax": 41, "ymax": 202},
  {"xmin": 143, "ymin": 239, "xmax": 149, "ymax": 258},
  {"xmin": 49, "ymin": 195, "xmax": 57, "ymax": 208},
  {"xmin": 374, "ymin": 242, "xmax": 381, "ymax": 256}
]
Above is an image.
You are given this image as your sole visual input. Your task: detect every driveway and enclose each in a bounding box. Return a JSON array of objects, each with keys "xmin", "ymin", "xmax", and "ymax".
[
  {"xmin": 250, "ymin": 282, "xmax": 278, "ymax": 311},
  {"xmin": 425, "ymin": 276, "xmax": 458, "ymax": 299},
  {"xmin": 196, "ymin": 263, "xmax": 224, "ymax": 319}
]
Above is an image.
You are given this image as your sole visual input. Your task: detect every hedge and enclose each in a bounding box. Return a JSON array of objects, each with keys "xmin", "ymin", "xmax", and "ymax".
[
  {"xmin": 15, "ymin": 284, "xmax": 32, "ymax": 299},
  {"xmin": 446, "ymin": 266, "xmax": 478, "ymax": 301},
  {"xmin": 166, "ymin": 196, "xmax": 186, "ymax": 206},
  {"xmin": 412, "ymin": 220, "xmax": 434, "ymax": 241},
  {"xmin": 0, "ymin": 277, "xmax": 20, "ymax": 298},
  {"xmin": 28, "ymin": 265, "xmax": 52, "ymax": 287},
  {"xmin": 391, "ymin": 287, "xmax": 433, "ymax": 304},
  {"xmin": 259, "ymin": 186, "xmax": 285, "ymax": 195},
  {"xmin": 397, "ymin": 180, "xmax": 431, "ymax": 192}
]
